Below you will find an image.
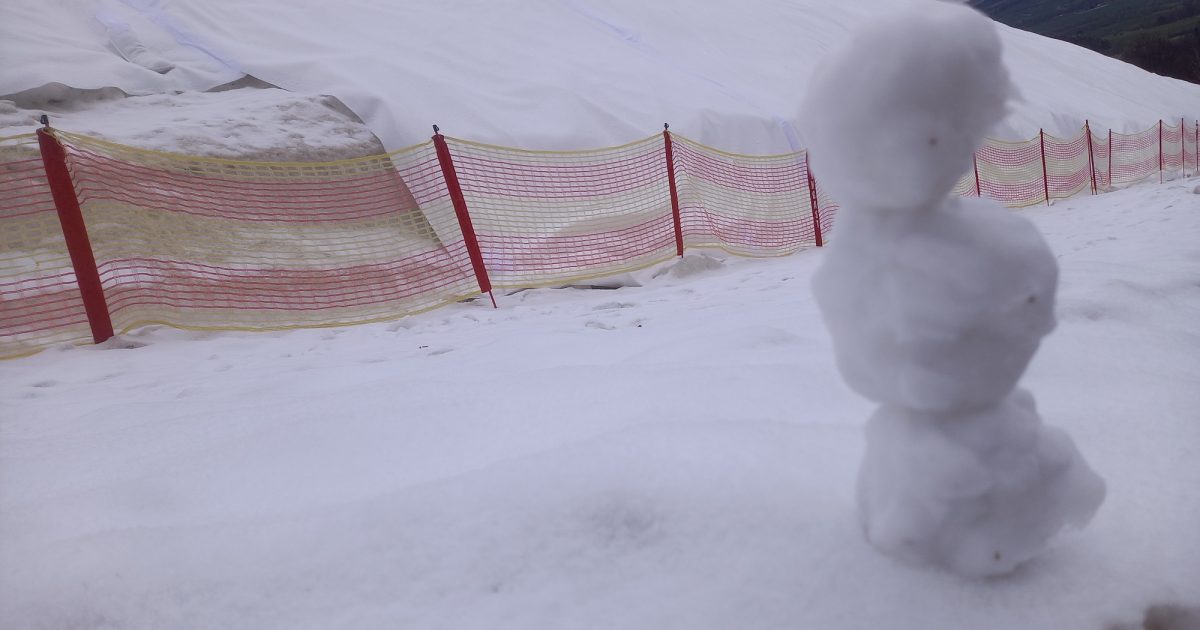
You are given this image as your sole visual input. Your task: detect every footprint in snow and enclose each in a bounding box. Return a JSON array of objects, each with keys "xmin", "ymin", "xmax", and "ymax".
[
  {"xmin": 586, "ymin": 321, "xmax": 617, "ymax": 331},
  {"xmin": 387, "ymin": 319, "xmax": 417, "ymax": 332},
  {"xmin": 593, "ymin": 301, "xmax": 637, "ymax": 311}
]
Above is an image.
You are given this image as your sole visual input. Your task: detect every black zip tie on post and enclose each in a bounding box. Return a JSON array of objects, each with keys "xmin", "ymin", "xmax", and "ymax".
[{"xmin": 40, "ymin": 114, "xmax": 49, "ymax": 127}]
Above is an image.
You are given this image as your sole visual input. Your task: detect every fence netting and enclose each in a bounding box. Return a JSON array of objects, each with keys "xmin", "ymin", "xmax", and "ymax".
[
  {"xmin": 671, "ymin": 137, "xmax": 821, "ymax": 257},
  {"xmin": 1044, "ymin": 132, "xmax": 1092, "ymax": 200},
  {"xmin": 53, "ymin": 131, "xmax": 480, "ymax": 337},
  {"xmin": 1091, "ymin": 129, "xmax": 1112, "ymax": 192},
  {"xmin": 974, "ymin": 137, "xmax": 1047, "ymax": 207},
  {"xmin": 0, "ymin": 134, "xmax": 92, "ymax": 359},
  {"xmin": 0, "ymin": 119, "xmax": 1193, "ymax": 358},
  {"xmin": 1110, "ymin": 125, "xmax": 1160, "ymax": 188},
  {"xmin": 1185, "ymin": 120, "xmax": 1198, "ymax": 175},
  {"xmin": 1161, "ymin": 121, "xmax": 1183, "ymax": 175},
  {"xmin": 446, "ymin": 135, "xmax": 678, "ymax": 288}
]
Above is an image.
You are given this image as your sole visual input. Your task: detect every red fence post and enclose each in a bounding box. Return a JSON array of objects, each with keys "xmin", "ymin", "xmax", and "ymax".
[
  {"xmin": 804, "ymin": 151, "xmax": 824, "ymax": 247},
  {"xmin": 431, "ymin": 126, "xmax": 496, "ymax": 308},
  {"xmin": 1039, "ymin": 128, "xmax": 1050, "ymax": 206},
  {"xmin": 1084, "ymin": 121, "xmax": 1097, "ymax": 195},
  {"xmin": 1158, "ymin": 119, "xmax": 1164, "ymax": 184},
  {"xmin": 662, "ymin": 124, "xmax": 685, "ymax": 257},
  {"xmin": 973, "ymin": 152, "xmax": 982, "ymax": 197},
  {"xmin": 1181, "ymin": 118, "xmax": 1186, "ymax": 177},
  {"xmin": 36, "ymin": 125, "xmax": 114, "ymax": 344},
  {"xmin": 1108, "ymin": 128, "xmax": 1113, "ymax": 188}
]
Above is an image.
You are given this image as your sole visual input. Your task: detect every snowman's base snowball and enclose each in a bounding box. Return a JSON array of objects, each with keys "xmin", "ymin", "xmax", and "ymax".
[{"xmin": 856, "ymin": 389, "xmax": 1106, "ymax": 578}]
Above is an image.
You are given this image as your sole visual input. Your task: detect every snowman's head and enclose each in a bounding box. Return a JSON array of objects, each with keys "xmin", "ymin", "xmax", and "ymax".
[{"xmin": 798, "ymin": 1, "xmax": 1013, "ymax": 211}]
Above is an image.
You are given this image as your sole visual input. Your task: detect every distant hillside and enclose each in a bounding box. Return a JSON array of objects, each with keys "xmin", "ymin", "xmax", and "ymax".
[{"xmin": 970, "ymin": 0, "xmax": 1200, "ymax": 84}]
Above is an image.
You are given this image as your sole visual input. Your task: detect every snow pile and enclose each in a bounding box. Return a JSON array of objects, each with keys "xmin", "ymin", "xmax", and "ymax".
[
  {"xmin": 4, "ymin": 0, "xmax": 1200, "ymax": 153},
  {"xmin": 0, "ymin": 0, "xmax": 238, "ymax": 98},
  {"xmin": 653, "ymin": 253, "xmax": 726, "ymax": 279},
  {"xmin": 0, "ymin": 85, "xmax": 381, "ymax": 160},
  {"xmin": 801, "ymin": 3, "xmax": 1105, "ymax": 577}
]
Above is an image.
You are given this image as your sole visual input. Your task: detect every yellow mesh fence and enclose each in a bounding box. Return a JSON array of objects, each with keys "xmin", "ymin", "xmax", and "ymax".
[
  {"xmin": 670, "ymin": 136, "xmax": 821, "ymax": 257},
  {"xmin": 444, "ymin": 135, "xmax": 679, "ymax": 288},
  {"xmin": 1044, "ymin": 131, "xmax": 1091, "ymax": 201},
  {"xmin": 1110, "ymin": 123, "xmax": 1160, "ymax": 187},
  {"xmin": 0, "ymin": 134, "xmax": 92, "ymax": 359},
  {"xmin": 56, "ymin": 132, "xmax": 480, "ymax": 335},
  {"xmin": 1186, "ymin": 120, "xmax": 1199, "ymax": 175},
  {"xmin": 1, "ymin": 118, "xmax": 1192, "ymax": 358},
  {"xmin": 1161, "ymin": 121, "xmax": 1184, "ymax": 174},
  {"xmin": 975, "ymin": 136, "xmax": 1047, "ymax": 208}
]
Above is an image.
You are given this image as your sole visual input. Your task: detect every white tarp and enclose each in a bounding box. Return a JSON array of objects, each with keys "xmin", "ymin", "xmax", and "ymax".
[{"xmin": 3, "ymin": 0, "xmax": 1199, "ymax": 152}]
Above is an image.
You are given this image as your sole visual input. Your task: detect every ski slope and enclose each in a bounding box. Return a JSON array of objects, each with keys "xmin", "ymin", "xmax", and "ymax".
[
  {"xmin": 3, "ymin": 0, "xmax": 1199, "ymax": 153},
  {"xmin": 2, "ymin": 180, "xmax": 1198, "ymax": 629}
]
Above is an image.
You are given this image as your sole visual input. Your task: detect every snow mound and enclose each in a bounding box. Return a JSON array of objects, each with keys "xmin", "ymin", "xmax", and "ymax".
[
  {"xmin": 4, "ymin": 0, "xmax": 1199, "ymax": 153},
  {"xmin": 653, "ymin": 253, "xmax": 726, "ymax": 279},
  {"xmin": 0, "ymin": 85, "xmax": 381, "ymax": 160}
]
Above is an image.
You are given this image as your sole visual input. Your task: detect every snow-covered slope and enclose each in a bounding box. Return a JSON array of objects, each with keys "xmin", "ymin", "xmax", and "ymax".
[
  {"xmin": 2, "ymin": 181, "xmax": 1198, "ymax": 630},
  {"xmin": 3, "ymin": 0, "xmax": 1198, "ymax": 153}
]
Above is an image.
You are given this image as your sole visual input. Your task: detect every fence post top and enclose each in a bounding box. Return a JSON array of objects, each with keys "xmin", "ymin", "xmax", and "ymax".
[{"xmin": 663, "ymin": 123, "xmax": 669, "ymax": 131}]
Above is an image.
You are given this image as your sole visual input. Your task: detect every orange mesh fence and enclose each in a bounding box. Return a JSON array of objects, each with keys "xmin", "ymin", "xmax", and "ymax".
[
  {"xmin": 1091, "ymin": 129, "xmax": 1112, "ymax": 191},
  {"xmin": 1110, "ymin": 125, "xmax": 1160, "ymax": 187},
  {"xmin": 953, "ymin": 170, "xmax": 978, "ymax": 198},
  {"xmin": 0, "ymin": 134, "xmax": 91, "ymax": 359},
  {"xmin": 444, "ymin": 135, "xmax": 677, "ymax": 288},
  {"xmin": 1044, "ymin": 132, "xmax": 1091, "ymax": 201},
  {"xmin": 1161, "ymin": 122, "xmax": 1183, "ymax": 175},
  {"xmin": 1, "ymin": 117, "xmax": 1193, "ymax": 357},
  {"xmin": 975, "ymin": 137, "xmax": 1047, "ymax": 207},
  {"xmin": 1185, "ymin": 120, "xmax": 1198, "ymax": 176},
  {"xmin": 54, "ymin": 131, "xmax": 481, "ymax": 334},
  {"xmin": 812, "ymin": 172, "xmax": 840, "ymax": 241},
  {"xmin": 671, "ymin": 136, "xmax": 821, "ymax": 257}
]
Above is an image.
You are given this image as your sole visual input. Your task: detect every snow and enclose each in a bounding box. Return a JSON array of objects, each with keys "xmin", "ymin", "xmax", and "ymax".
[
  {"xmin": 1, "ymin": 0, "xmax": 1198, "ymax": 625},
  {"xmin": 4, "ymin": 0, "xmax": 1200, "ymax": 153},
  {"xmin": 2, "ymin": 180, "xmax": 1198, "ymax": 629},
  {"xmin": 813, "ymin": 195, "xmax": 1060, "ymax": 412},
  {"xmin": 0, "ymin": 0, "xmax": 238, "ymax": 97},
  {"xmin": 800, "ymin": 1, "xmax": 1014, "ymax": 212},
  {"xmin": 0, "ymin": 85, "xmax": 381, "ymax": 160},
  {"xmin": 858, "ymin": 390, "xmax": 1107, "ymax": 577},
  {"xmin": 801, "ymin": 3, "xmax": 1105, "ymax": 577}
]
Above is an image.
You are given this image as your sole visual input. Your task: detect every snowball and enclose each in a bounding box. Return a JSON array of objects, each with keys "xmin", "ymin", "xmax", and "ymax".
[
  {"xmin": 798, "ymin": 2, "xmax": 1014, "ymax": 211},
  {"xmin": 812, "ymin": 196, "xmax": 1058, "ymax": 412},
  {"xmin": 857, "ymin": 390, "xmax": 1107, "ymax": 578}
]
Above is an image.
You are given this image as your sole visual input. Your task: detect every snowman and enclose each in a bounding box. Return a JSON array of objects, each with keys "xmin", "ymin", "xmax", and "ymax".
[{"xmin": 798, "ymin": 1, "xmax": 1106, "ymax": 577}]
